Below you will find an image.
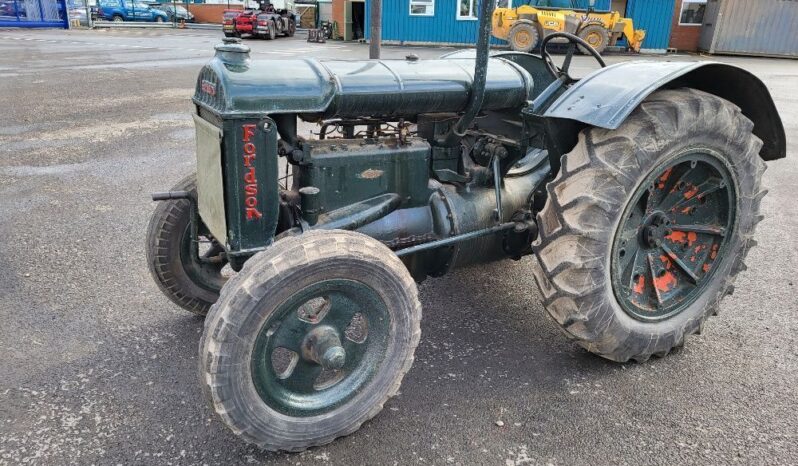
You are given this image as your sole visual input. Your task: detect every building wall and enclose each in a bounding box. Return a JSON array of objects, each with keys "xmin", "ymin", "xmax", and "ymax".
[
  {"xmin": 625, "ymin": 0, "xmax": 675, "ymax": 51},
  {"xmin": 364, "ymin": 0, "xmax": 612, "ymax": 46},
  {"xmin": 361, "ymin": 0, "xmax": 675, "ymax": 50},
  {"xmin": 332, "ymin": 0, "xmax": 345, "ymax": 38},
  {"xmin": 187, "ymin": 3, "xmax": 233, "ymax": 23},
  {"xmin": 668, "ymin": 0, "xmax": 701, "ymax": 51}
]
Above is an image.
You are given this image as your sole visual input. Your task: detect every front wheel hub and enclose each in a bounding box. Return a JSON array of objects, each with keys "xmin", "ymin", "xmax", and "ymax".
[{"xmin": 303, "ymin": 326, "xmax": 346, "ymax": 370}]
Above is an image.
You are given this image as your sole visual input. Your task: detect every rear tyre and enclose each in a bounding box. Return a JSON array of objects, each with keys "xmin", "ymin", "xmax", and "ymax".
[
  {"xmin": 532, "ymin": 88, "xmax": 766, "ymax": 362},
  {"xmin": 577, "ymin": 24, "xmax": 610, "ymax": 54},
  {"xmin": 146, "ymin": 174, "xmax": 226, "ymax": 316},
  {"xmin": 199, "ymin": 230, "xmax": 421, "ymax": 451},
  {"xmin": 112, "ymin": 14, "xmax": 123, "ymax": 22},
  {"xmin": 155, "ymin": 16, "xmax": 164, "ymax": 23},
  {"xmin": 508, "ymin": 22, "xmax": 539, "ymax": 52}
]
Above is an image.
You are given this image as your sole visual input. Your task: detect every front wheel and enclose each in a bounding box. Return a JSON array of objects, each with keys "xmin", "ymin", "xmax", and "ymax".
[
  {"xmin": 532, "ymin": 88, "xmax": 767, "ymax": 362},
  {"xmin": 577, "ymin": 24, "xmax": 609, "ymax": 54},
  {"xmin": 286, "ymin": 18, "xmax": 296, "ymax": 37},
  {"xmin": 508, "ymin": 22, "xmax": 539, "ymax": 52},
  {"xmin": 199, "ymin": 230, "xmax": 421, "ymax": 451},
  {"xmin": 155, "ymin": 16, "xmax": 164, "ymax": 23},
  {"xmin": 146, "ymin": 174, "xmax": 227, "ymax": 316}
]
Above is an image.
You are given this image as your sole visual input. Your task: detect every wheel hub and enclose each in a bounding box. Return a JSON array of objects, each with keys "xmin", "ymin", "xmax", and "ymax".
[
  {"xmin": 611, "ymin": 152, "xmax": 736, "ymax": 321},
  {"xmin": 250, "ymin": 279, "xmax": 388, "ymax": 416},
  {"xmin": 302, "ymin": 326, "xmax": 346, "ymax": 370},
  {"xmin": 639, "ymin": 211, "xmax": 671, "ymax": 248}
]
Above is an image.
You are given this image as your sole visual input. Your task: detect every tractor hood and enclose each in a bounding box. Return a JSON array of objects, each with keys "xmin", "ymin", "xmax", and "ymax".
[{"xmin": 193, "ymin": 39, "xmax": 535, "ymax": 120}]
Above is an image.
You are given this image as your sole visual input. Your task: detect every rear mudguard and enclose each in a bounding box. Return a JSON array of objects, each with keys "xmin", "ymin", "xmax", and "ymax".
[{"xmin": 543, "ymin": 61, "xmax": 786, "ymax": 161}]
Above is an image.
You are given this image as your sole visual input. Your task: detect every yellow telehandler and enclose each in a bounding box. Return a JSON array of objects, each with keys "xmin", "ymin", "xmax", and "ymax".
[{"xmin": 492, "ymin": 0, "xmax": 645, "ymax": 53}]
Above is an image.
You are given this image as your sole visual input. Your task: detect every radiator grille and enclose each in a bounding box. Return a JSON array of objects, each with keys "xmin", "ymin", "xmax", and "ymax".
[{"xmin": 193, "ymin": 66, "xmax": 226, "ymax": 113}]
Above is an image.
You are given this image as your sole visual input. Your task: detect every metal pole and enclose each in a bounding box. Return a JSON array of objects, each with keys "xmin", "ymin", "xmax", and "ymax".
[
  {"xmin": 85, "ymin": 0, "xmax": 92, "ymax": 28},
  {"xmin": 395, "ymin": 222, "xmax": 516, "ymax": 257},
  {"xmin": 368, "ymin": 0, "xmax": 381, "ymax": 59}
]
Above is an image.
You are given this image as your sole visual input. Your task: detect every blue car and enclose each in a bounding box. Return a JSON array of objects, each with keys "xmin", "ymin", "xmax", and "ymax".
[{"xmin": 97, "ymin": 0, "xmax": 168, "ymax": 22}]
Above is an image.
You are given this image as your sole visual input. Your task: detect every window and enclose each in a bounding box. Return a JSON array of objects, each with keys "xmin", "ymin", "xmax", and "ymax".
[
  {"xmin": 679, "ymin": 0, "xmax": 706, "ymax": 26},
  {"xmin": 458, "ymin": 0, "xmax": 511, "ymax": 20},
  {"xmin": 409, "ymin": 0, "xmax": 434, "ymax": 16}
]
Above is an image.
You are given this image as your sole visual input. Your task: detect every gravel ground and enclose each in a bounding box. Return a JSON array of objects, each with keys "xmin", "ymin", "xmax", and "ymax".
[{"xmin": 0, "ymin": 28, "xmax": 796, "ymax": 465}]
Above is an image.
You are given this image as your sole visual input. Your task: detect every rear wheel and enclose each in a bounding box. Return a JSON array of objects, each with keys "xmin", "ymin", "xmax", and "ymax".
[
  {"xmin": 532, "ymin": 88, "xmax": 766, "ymax": 362},
  {"xmin": 577, "ymin": 24, "xmax": 610, "ymax": 54},
  {"xmin": 508, "ymin": 22, "xmax": 539, "ymax": 52},
  {"xmin": 146, "ymin": 174, "xmax": 226, "ymax": 316},
  {"xmin": 155, "ymin": 16, "xmax": 164, "ymax": 23},
  {"xmin": 112, "ymin": 14, "xmax": 123, "ymax": 22},
  {"xmin": 200, "ymin": 230, "xmax": 421, "ymax": 451}
]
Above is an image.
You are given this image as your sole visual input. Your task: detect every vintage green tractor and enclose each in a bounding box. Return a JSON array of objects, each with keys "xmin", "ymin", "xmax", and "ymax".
[{"xmin": 146, "ymin": 0, "xmax": 785, "ymax": 452}]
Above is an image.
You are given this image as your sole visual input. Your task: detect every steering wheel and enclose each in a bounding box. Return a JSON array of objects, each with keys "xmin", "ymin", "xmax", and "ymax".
[{"xmin": 541, "ymin": 32, "xmax": 607, "ymax": 82}]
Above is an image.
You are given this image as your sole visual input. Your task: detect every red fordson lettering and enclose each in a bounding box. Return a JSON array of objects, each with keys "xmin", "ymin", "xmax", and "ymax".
[{"xmin": 241, "ymin": 124, "xmax": 262, "ymax": 220}]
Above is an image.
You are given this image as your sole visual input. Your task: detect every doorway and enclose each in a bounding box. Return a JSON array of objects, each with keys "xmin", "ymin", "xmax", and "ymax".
[{"xmin": 345, "ymin": 0, "xmax": 365, "ymax": 41}]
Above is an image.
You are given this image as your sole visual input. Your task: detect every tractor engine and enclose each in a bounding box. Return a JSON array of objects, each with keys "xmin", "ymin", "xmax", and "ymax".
[{"xmin": 192, "ymin": 39, "xmax": 547, "ymax": 278}]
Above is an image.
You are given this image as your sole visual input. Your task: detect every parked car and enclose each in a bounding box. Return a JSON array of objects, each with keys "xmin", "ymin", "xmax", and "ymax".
[
  {"xmin": 160, "ymin": 4, "xmax": 194, "ymax": 22},
  {"xmin": 96, "ymin": 0, "xmax": 168, "ymax": 22}
]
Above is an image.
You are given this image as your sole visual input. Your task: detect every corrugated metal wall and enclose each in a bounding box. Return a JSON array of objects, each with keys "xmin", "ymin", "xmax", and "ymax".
[
  {"xmin": 625, "ymin": 0, "xmax": 675, "ymax": 51},
  {"xmin": 364, "ymin": 0, "xmax": 613, "ymax": 45},
  {"xmin": 700, "ymin": 0, "xmax": 798, "ymax": 57}
]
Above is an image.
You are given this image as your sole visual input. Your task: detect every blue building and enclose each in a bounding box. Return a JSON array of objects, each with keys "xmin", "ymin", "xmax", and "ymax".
[{"xmin": 362, "ymin": 0, "xmax": 677, "ymax": 52}]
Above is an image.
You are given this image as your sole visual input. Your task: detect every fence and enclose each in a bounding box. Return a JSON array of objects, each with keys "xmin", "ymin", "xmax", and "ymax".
[{"xmin": 0, "ymin": 0, "xmax": 69, "ymax": 28}]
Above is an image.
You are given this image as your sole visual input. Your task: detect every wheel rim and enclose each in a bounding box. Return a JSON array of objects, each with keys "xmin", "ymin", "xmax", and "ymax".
[
  {"xmin": 514, "ymin": 29, "xmax": 531, "ymax": 48},
  {"xmin": 611, "ymin": 151, "xmax": 737, "ymax": 322},
  {"xmin": 178, "ymin": 222, "xmax": 226, "ymax": 293},
  {"xmin": 251, "ymin": 279, "xmax": 390, "ymax": 416},
  {"xmin": 585, "ymin": 31, "xmax": 602, "ymax": 47}
]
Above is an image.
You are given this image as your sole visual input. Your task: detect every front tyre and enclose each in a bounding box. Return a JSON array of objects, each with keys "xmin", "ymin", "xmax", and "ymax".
[
  {"xmin": 508, "ymin": 22, "xmax": 539, "ymax": 52},
  {"xmin": 199, "ymin": 230, "xmax": 421, "ymax": 451},
  {"xmin": 532, "ymin": 88, "xmax": 767, "ymax": 362},
  {"xmin": 577, "ymin": 24, "xmax": 609, "ymax": 54},
  {"xmin": 146, "ymin": 174, "xmax": 226, "ymax": 316}
]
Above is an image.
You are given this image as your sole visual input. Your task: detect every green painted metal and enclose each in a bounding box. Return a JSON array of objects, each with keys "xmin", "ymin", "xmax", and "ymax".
[
  {"xmin": 610, "ymin": 151, "xmax": 736, "ymax": 322},
  {"xmin": 296, "ymin": 138, "xmax": 432, "ymax": 213},
  {"xmin": 220, "ymin": 118, "xmax": 280, "ymax": 253},
  {"xmin": 250, "ymin": 279, "xmax": 390, "ymax": 417},
  {"xmin": 192, "ymin": 44, "xmax": 534, "ymax": 120}
]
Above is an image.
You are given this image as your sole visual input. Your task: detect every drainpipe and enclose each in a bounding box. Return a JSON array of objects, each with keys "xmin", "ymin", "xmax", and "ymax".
[{"xmin": 369, "ymin": 0, "xmax": 381, "ymax": 59}]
